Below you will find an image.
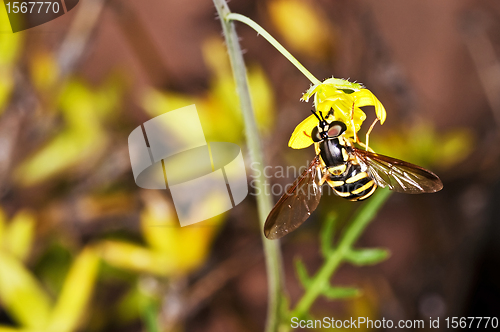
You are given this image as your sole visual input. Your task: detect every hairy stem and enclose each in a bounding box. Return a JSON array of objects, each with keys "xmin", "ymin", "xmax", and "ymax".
[
  {"xmin": 226, "ymin": 13, "xmax": 321, "ymax": 85},
  {"xmin": 212, "ymin": 1, "xmax": 284, "ymax": 331}
]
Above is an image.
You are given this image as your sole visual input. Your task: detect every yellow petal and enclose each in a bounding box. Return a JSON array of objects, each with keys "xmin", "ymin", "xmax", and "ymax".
[
  {"xmin": 351, "ymin": 89, "xmax": 386, "ymax": 124},
  {"xmin": 296, "ymin": 79, "xmax": 387, "ymax": 145},
  {"xmin": 288, "ymin": 114, "xmax": 317, "ymax": 149}
]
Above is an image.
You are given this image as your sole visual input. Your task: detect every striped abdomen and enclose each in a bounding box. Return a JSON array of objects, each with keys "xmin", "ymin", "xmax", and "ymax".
[
  {"xmin": 317, "ymin": 137, "xmax": 377, "ymax": 201},
  {"xmin": 326, "ymin": 163, "xmax": 377, "ymax": 201}
]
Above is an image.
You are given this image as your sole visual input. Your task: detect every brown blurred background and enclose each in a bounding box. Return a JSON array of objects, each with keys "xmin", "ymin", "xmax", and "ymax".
[{"xmin": 1, "ymin": 0, "xmax": 500, "ymax": 331}]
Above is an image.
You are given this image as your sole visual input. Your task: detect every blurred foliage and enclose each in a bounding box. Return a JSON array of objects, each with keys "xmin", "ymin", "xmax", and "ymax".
[
  {"xmin": 142, "ymin": 37, "xmax": 275, "ymax": 144},
  {"xmin": 99, "ymin": 191, "xmax": 224, "ymax": 276},
  {"xmin": 46, "ymin": 248, "xmax": 99, "ymax": 332},
  {"xmin": 372, "ymin": 121, "xmax": 474, "ymax": 169},
  {"xmin": 14, "ymin": 76, "xmax": 122, "ymax": 186},
  {"xmin": 0, "ymin": 247, "xmax": 52, "ymax": 329},
  {"xmin": 0, "ymin": 4, "xmax": 22, "ymax": 113},
  {"xmin": 268, "ymin": 0, "xmax": 335, "ymax": 61},
  {"xmin": 0, "ymin": 18, "xmax": 276, "ymax": 329},
  {"xmin": 0, "ymin": 210, "xmax": 35, "ymax": 261},
  {"xmin": 0, "ymin": 207, "xmax": 97, "ymax": 332},
  {"xmin": 30, "ymin": 51, "xmax": 60, "ymax": 94}
]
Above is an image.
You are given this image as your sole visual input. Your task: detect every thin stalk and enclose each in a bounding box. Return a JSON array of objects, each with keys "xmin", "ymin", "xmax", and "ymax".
[
  {"xmin": 291, "ymin": 189, "xmax": 391, "ymax": 318},
  {"xmin": 226, "ymin": 13, "xmax": 321, "ymax": 85},
  {"xmin": 213, "ymin": 1, "xmax": 284, "ymax": 331}
]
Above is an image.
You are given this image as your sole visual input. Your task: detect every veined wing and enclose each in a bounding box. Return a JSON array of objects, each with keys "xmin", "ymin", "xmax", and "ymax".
[
  {"xmin": 264, "ymin": 156, "xmax": 323, "ymax": 239},
  {"xmin": 352, "ymin": 148, "xmax": 443, "ymax": 194}
]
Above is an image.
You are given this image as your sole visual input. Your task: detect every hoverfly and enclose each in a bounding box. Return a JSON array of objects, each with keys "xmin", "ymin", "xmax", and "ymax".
[{"xmin": 264, "ymin": 109, "xmax": 443, "ymax": 239}]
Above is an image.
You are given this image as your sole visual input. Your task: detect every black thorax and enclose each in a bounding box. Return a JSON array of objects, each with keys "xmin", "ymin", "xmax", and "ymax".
[{"xmin": 319, "ymin": 138, "xmax": 345, "ymax": 167}]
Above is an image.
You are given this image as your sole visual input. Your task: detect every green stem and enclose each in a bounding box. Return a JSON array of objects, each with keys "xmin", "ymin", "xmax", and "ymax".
[
  {"xmin": 213, "ymin": 2, "xmax": 284, "ymax": 331},
  {"xmin": 142, "ymin": 300, "xmax": 160, "ymax": 332},
  {"xmin": 291, "ymin": 189, "xmax": 391, "ymax": 318},
  {"xmin": 226, "ymin": 13, "xmax": 321, "ymax": 85}
]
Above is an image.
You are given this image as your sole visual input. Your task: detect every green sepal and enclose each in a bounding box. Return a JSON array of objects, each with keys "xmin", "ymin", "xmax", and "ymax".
[
  {"xmin": 294, "ymin": 258, "xmax": 311, "ymax": 288},
  {"xmin": 320, "ymin": 213, "xmax": 337, "ymax": 258},
  {"xmin": 322, "ymin": 286, "xmax": 361, "ymax": 299},
  {"xmin": 344, "ymin": 248, "xmax": 390, "ymax": 266}
]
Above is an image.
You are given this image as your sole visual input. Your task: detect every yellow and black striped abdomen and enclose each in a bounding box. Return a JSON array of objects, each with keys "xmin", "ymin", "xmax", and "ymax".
[{"xmin": 326, "ymin": 164, "xmax": 377, "ymax": 201}]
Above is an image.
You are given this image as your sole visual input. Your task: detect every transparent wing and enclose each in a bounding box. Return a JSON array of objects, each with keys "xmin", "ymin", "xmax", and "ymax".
[
  {"xmin": 352, "ymin": 148, "xmax": 443, "ymax": 194},
  {"xmin": 264, "ymin": 156, "xmax": 323, "ymax": 239}
]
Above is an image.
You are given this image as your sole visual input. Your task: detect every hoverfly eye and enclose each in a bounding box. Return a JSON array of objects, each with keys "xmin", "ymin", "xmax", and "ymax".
[
  {"xmin": 328, "ymin": 125, "xmax": 343, "ymax": 137},
  {"xmin": 327, "ymin": 121, "xmax": 347, "ymax": 138},
  {"xmin": 311, "ymin": 126, "xmax": 322, "ymax": 142}
]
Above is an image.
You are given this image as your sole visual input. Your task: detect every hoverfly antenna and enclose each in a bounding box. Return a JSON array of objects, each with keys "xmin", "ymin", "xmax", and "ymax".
[
  {"xmin": 318, "ymin": 111, "xmax": 326, "ymax": 122},
  {"xmin": 311, "ymin": 109, "xmax": 322, "ymax": 122}
]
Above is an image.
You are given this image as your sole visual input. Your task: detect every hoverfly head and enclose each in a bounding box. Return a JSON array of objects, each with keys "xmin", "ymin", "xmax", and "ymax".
[
  {"xmin": 325, "ymin": 121, "xmax": 347, "ymax": 138},
  {"xmin": 311, "ymin": 109, "xmax": 329, "ymax": 142}
]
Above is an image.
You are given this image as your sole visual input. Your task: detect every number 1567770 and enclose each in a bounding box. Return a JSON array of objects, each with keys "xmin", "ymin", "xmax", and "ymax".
[
  {"xmin": 445, "ymin": 317, "xmax": 498, "ymax": 329},
  {"xmin": 5, "ymin": 2, "xmax": 60, "ymax": 14}
]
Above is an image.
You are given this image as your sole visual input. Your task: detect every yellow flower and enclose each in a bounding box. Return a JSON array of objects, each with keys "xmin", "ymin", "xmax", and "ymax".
[{"xmin": 289, "ymin": 78, "xmax": 387, "ymax": 149}]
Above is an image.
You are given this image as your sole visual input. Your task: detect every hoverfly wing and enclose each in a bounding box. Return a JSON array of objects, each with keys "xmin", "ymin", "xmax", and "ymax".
[
  {"xmin": 352, "ymin": 148, "xmax": 443, "ymax": 194},
  {"xmin": 264, "ymin": 156, "xmax": 323, "ymax": 239}
]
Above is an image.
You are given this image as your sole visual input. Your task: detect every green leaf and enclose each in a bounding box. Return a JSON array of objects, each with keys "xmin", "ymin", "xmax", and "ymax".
[
  {"xmin": 322, "ymin": 286, "xmax": 361, "ymax": 299},
  {"xmin": 294, "ymin": 259, "xmax": 311, "ymax": 288},
  {"xmin": 344, "ymin": 248, "xmax": 390, "ymax": 266},
  {"xmin": 320, "ymin": 213, "xmax": 337, "ymax": 257}
]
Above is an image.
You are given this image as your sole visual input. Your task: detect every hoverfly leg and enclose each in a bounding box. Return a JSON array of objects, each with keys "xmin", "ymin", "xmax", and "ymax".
[
  {"xmin": 349, "ymin": 102, "xmax": 358, "ymax": 143},
  {"xmin": 364, "ymin": 118, "xmax": 379, "ymax": 152},
  {"xmin": 318, "ymin": 169, "xmax": 329, "ymax": 186},
  {"xmin": 356, "ymin": 139, "xmax": 375, "ymax": 153},
  {"xmin": 350, "ymin": 102, "xmax": 377, "ymax": 153}
]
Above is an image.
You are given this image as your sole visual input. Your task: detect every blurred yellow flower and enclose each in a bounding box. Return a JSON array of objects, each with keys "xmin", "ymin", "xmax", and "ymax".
[
  {"xmin": 14, "ymin": 78, "xmax": 121, "ymax": 186},
  {"xmin": 98, "ymin": 191, "xmax": 224, "ymax": 276},
  {"xmin": 289, "ymin": 78, "xmax": 386, "ymax": 149},
  {"xmin": 268, "ymin": 0, "xmax": 334, "ymax": 61}
]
